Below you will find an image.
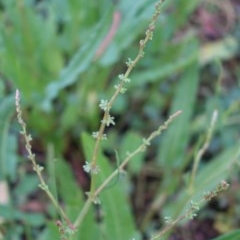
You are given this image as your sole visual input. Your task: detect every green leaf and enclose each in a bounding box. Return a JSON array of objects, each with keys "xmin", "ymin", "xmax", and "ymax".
[
  {"xmin": 119, "ymin": 131, "xmax": 145, "ymax": 174},
  {"xmin": 21, "ymin": 212, "xmax": 46, "ymax": 227},
  {"xmin": 130, "ymin": 37, "xmax": 198, "ymax": 87},
  {"xmin": 0, "ymin": 3, "xmax": 61, "ymax": 101},
  {"xmin": 39, "ymin": 221, "xmax": 60, "ymax": 240},
  {"xmin": 81, "ymin": 132, "xmax": 140, "ymax": 240},
  {"xmin": 55, "ymin": 158, "xmax": 99, "ymax": 240},
  {"xmin": 158, "ymin": 58, "xmax": 199, "ymax": 170},
  {"xmin": 163, "ymin": 144, "xmax": 240, "ymax": 219},
  {"xmin": 0, "ymin": 94, "xmax": 16, "ymax": 180},
  {"xmin": 14, "ymin": 174, "xmax": 39, "ymax": 198},
  {"xmin": 0, "ymin": 204, "xmax": 18, "ymax": 221},
  {"xmin": 212, "ymin": 230, "xmax": 240, "ymax": 240},
  {"xmin": 41, "ymin": 9, "xmax": 113, "ymax": 111}
]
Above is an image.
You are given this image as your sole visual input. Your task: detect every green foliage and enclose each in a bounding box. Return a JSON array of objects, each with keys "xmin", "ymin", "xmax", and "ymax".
[
  {"xmin": 212, "ymin": 230, "xmax": 240, "ymax": 240},
  {"xmin": 54, "ymin": 158, "xmax": 99, "ymax": 240},
  {"xmin": 163, "ymin": 145, "xmax": 240, "ymax": 219},
  {"xmin": 158, "ymin": 58, "xmax": 199, "ymax": 170},
  {"xmin": 0, "ymin": 0, "xmax": 240, "ymax": 239},
  {"xmin": 0, "ymin": 94, "xmax": 17, "ymax": 180}
]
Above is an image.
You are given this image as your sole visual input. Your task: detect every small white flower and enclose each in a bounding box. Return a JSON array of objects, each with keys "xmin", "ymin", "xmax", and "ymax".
[
  {"xmin": 114, "ymin": 84, "xmax": 127, "ymax": 94},
  {"xmin": 126, "ymin": 58, "xmax": 133, "ymax": 67},
  {"xmin": 164, "ymin": 216, "xmax": 173, "ymax": 224},
  {"xmin": 99, "ymin": 99, "xmax": 109, "ymax": 111},
  {"xmin": 114, "ymin": 84, "xmax": 120, "ymax": 90},
  {"xmin": 101, "ymin": 134, "xmax": 107, "ymax": 140},
  {"xmin": 83, "ymin": 161, "xmax": 91, "ymax": 173},
  {"xmin": 92, "ymin": 131, "xmax": 107, "ymax": 140},
  {"xmin": 101, "ymin": 114, "xmax": 115, "ymax": 127},
  {"xmin": 123, "ymin": 77, "xmax": 130, "ymax": 83},
  {"xmin": 190, "ymin": 200, "xmax": 200, "ymax": 211},
  {"xmin": 118, "ymin": 74, "xmax": 124, "ymax": 80},
  {"xmin": 118, "ymin": 74, "xmax": 131, "ymax": 83},
  {"xmin": 83, "ymin": 161, "xmax": 100, "ymax": 175},
  {"xmin": 92, "ymin": 131, "xmax": 99, "ymax": 139}
]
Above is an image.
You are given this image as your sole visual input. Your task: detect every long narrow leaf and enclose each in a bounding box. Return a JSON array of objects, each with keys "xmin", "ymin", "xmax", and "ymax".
[
  {"xmin": 41, "ymin": 9, "xmax": 113, "ymax": 111},
  {"xmin": 158, "ymin": 55, "xmax": 199, "ymax": 170},
  {"xmin": 55, "ymin": 158, "xmax": 99, "ymax": 239},
  {"xmin": 211, "ymin": 230, "xmax": 240, "ymax": 240}
]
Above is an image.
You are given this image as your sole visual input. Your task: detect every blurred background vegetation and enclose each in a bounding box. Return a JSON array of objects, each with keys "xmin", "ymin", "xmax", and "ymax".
[{"xmin": 0, "ymin": 0, "xmax": 240, "ymax": 239}]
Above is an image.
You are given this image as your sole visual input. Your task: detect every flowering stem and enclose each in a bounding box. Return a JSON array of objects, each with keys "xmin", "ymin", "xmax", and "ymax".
[
  {"xmin": 151, "ymin": 180, "xmax": 229, "ymax": 240},
  {"xmin": 89, "ymin": 0, "xmax": 166, "ymax": 197},
  {"xmin": 15, "ymin": 90, "xmax": 74, "ymax": 229},
  {"xmin": 75, "ymin": 110, "xmax": 181, "ymax": 228}
]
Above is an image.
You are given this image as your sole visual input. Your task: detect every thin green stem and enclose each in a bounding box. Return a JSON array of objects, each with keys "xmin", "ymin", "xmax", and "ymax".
[{"xmin": 189, "ymin": 110, "xmax": 218, "ymax": 193}]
